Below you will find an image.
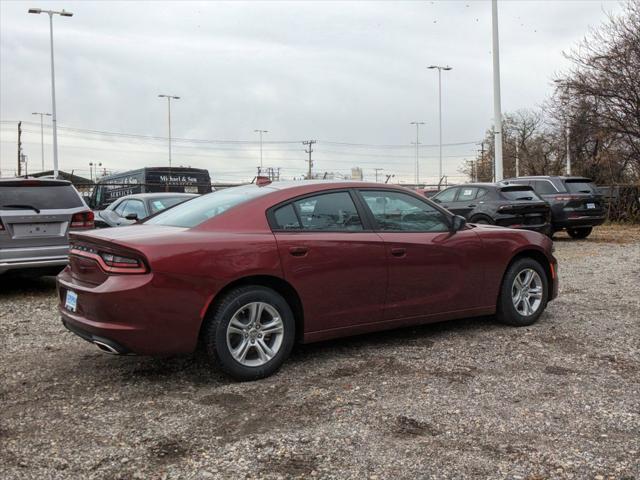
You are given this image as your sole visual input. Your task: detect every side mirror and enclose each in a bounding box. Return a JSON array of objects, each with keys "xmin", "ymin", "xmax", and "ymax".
[
  {"xmin": 450, "ymin": 215, "xmax": 466, "ymax": 233},
  {"xmin": 125, "ymin": 213, "xmax": 138, "ymax": 221}
]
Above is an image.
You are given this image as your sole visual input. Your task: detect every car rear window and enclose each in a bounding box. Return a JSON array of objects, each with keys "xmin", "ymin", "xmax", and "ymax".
[
  {"xmin": 0, "ymin": 185, "xmax": 83, "ymax": 210},
  {"xmin": 564, "ymin": 180, "xmax": 598, "ymax": 194},
  {"xmin": 145, "ymin": 186, "xmax": 273, "ymax": 228},
  {"xmin": 500, "ymin": 187, "xmax": 543, "ymax": 201}
]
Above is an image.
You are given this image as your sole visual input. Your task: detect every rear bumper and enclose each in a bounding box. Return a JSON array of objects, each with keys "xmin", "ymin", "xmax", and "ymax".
[
  {"xmin": 554, "ymin": 215, "xmax": 606, "ymax": 229},
  {"xmin": 0, "ymin": 256, "xmax": 68, "ymax": 274},
  {"xmin": 56, "ymin": 267, "xmax": 206, "ymax": 355}
]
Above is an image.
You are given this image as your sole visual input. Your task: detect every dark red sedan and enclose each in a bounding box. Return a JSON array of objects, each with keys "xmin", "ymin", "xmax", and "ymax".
[{"xmin": 57, "ymin": 181, "xmax": 558, "ymax": 380}]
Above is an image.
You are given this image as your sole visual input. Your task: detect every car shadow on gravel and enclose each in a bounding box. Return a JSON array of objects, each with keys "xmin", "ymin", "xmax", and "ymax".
[{"xmin": 0, "ymin": 275, "xmax": 57, "ymax": 295}]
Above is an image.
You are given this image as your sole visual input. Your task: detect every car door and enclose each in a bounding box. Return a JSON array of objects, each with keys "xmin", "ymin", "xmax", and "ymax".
[
  {"xmin": 357, "ymin": 189, "xmax": 485, "ymax": 320},
  {"xmin": 270, "ymin": 190, "xmax": 387, "ymax": 334}
]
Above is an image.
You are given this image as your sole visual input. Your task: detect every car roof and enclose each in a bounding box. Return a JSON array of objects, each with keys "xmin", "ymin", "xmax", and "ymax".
[
  {"xmin": 0, "ymin": 177, "xmax": 71, "ymax": 186},
  {"xmin": 504, "ymin": 175, "xmax": 593, "ymax": 181}
]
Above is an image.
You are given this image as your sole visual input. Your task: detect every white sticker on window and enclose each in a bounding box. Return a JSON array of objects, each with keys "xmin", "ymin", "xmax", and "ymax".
[{"xmin": 463, "ymin": 189, "xmax": 473, "ymax": 196}]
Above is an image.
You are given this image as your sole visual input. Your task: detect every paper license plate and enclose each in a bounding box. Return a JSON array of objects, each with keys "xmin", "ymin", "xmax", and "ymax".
[
  {"xmin": 586, "ymin": 203, "xmax": 596, "ymax": 209},
  {"xmin": 65, "ymin": 290, "xmax": 78, "ymax": 312}
]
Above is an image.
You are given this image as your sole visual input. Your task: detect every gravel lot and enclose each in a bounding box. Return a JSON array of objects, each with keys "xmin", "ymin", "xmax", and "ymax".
[{"xmin": 1, "ymin": 225, "xmax": 639, "ymax": 480}]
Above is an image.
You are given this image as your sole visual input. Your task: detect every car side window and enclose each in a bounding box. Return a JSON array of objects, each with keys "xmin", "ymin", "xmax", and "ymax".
[
  {"xmin": 360, "ymin": 190, "xmax": 450, "ymax": 232},
  {"xmin": 457, "ymin": 187, "xmax": 478, "ymax": 202},
  {"xmin": 433, "ymin": 187, "xmax": 458, "ymax": 203},
  {"xmin": 272, "ymin": 204, "xmax": 301, "ymax": 230},
  {"xmin": 122, "ymin": 199, "xmax": 147, "ymax": 219},
  {"xmin": 530, "ymin": 180, "xmax": 557, "ymax": 195},
  {"xmin": 289, "ymin": 192, "xmax": 363, "ymax": 231},
  {"xmin": 475, "ymin": 188, "xmax": 488, "ymax": 199},
  {"xmin": 113, "ymin": 200, "xmax": 127, "ymax": 216}
]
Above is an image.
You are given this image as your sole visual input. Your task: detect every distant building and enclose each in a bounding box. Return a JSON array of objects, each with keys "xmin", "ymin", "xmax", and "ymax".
[
  {"xmin": 30, "ymin": 170, "xmax": 92, "ymax": 193},
  {"xmin": 351, "ymin": 167, "xmax": 363, "ymax": 181}
]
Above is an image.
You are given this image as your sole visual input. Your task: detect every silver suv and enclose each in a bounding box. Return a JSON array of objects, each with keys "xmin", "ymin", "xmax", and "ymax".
[{"xmin": 0, "ymin": 178, "xmax": 94, "ymax": 276}]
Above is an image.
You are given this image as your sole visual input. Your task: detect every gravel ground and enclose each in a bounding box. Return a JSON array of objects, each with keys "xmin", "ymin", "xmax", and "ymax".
[{"xmin": 1, "ymin": 225, "xmax": 639, "ymax": 480}]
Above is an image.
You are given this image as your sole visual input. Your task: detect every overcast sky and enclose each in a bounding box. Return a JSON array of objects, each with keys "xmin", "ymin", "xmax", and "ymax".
[{"xmin": 0, "ymin": 0, "xmax": 624, "ymax": 183}]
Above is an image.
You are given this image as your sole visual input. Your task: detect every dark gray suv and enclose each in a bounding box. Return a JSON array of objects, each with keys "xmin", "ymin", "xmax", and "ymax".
[
  {"xmin": 502, "ymin": 176, "xmax": 605, "ymax": 238},
  {"xmin": 0, "ymin": 178, "xmax": 94, "ymax": 276}
]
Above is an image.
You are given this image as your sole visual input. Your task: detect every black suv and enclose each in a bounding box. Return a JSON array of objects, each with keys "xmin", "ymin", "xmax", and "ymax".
[
  {"xmin": 431, "ymin": 183, "xmax": 551, "ymax": 235},
  {"xmin": 502, "ymin": 176, "xmax": 605, "ymax": 239}
]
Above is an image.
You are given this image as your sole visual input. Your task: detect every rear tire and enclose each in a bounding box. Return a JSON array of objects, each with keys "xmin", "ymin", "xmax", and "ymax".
[
  {"xmin": 496, "ymin": 258, "xmax": 549, "ymax": 327},
  {"xmin": 567, "ymin": 227, "xmax": 592, "ymax": 239},
  {"xmin": 203, "ymin": 286, "xmax": 295, "ymax": 381}
]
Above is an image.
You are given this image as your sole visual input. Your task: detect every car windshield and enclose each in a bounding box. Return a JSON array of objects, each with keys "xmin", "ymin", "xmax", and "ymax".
[
  {"xmin": 145, "ymin": 186, "xmax": 273, "ymax": 228},
  {"xmin": 148, "ymin": 196, "xmax": 195, "ymax": 214},
  {"xmin": 0, "ymin": 185, "xmax": 83, "ymax": 210},
  {"xmin": 500, "ymin": 188, "xmax": 543, "ymax": 201},
  {"xmin": 564, "ymin": 180, "xmax": 598, "ymax": 194}
]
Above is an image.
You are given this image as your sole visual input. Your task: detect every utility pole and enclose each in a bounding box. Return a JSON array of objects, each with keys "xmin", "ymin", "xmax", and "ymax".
[
  {"xmin": 158, "ymin": 94, "xmax": 180, "ymax": 168},
  {"xmin": 32, "ymin": 112, "xmax": 52, "ymax": 172},
  {"xmin": 17, "ymin": 121, "xmax": 22, "ymax": 177},
  {"xmin": 254, "ymin": 130, "xmax": 268, "ymax": 169},
  {"xmin": 477, "ymin": 141, "xmax": 485, "ymax": 182},
  {"xmin": 302, "ymin": 140, "xmax": 316, "ymax": 179},
  {"xmin": 374, "ymin": 168, "xmax": 383, "ymax": 182},
  {"xmin": 515, "ymin": 141, "xmax": 520, "ymax": 177},
  {"xmin": 410, "ymin": 122, "xmax": 425, "ymax": 184},
  {"xmin": 565, "ymin": 125, "xmax": 571, "ymax": 175},
  {"xmin": 491, "ymin": 0, "xmax": 504, "ymax": 181}
]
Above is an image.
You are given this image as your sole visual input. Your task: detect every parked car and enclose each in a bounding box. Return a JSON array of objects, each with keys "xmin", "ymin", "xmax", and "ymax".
[
  {"xmin": 1, "ymin": 178, "xmax": 94, "ymax": 276},
  {"xmin": 431, "ymin": 183, "xmax": 551, "ymax": 235},
  {"xmin": 414, "ymin": 187, "xmax": 440, "ymax": 198},
  {"xmin": 90, "ymin": 166, "xmax": 212, "ymax": 210},
  {"xmin": 94, "ymin": 193, "xmax": 198, "ymax": 228},
  {"xmin": 502, "ymin": 176, "xmax": 605, "ymax": 238},
  {"xmin": 57, "ymin": 181, "xmax": 558, "ymax": 380}
]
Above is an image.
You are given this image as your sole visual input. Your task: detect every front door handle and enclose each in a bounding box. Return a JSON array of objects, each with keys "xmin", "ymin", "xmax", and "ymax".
[
  {"xmin": 467, "ymin": 204, "xmax": 477, "ymax": 208},
  {"xmin": 289, "ymin": 246, "xmax": 309, "ymax": 257},
  {"xmin": 390, "ymin": 247, "xmax": 406, "ymax": 257}
]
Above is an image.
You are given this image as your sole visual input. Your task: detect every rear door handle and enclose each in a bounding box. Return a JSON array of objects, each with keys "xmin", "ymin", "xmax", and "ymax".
[
  {"xmin": 289, "ymin": 246, "xmax": 308, "ymax": 257},
  {"xmin": 390, "ymin": 247, "xmax": 406, "ymax": 257}
]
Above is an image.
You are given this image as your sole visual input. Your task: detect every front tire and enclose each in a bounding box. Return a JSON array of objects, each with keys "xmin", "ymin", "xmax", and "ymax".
[
  {"xmin": 567, "ymin": 227, "xmax": 592, "ymax": 239},
  {"xmin": 203, "ymin": 286, "xmax": 295, "ymax": 381},
  {"xmin": 496, "ymin": 258, "xmax": 549, "ymax": 327}
]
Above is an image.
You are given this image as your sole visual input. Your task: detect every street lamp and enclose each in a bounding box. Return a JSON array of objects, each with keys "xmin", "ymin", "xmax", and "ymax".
[
  {"xmin": 491, "ymin": 0, "xmax": 504, "ymax": 181},
  {"xmin": 158, "ymin": 94, "xmax": 180, "ymax": 168},
  {"xmin": 89, "ymin": 161, "xmax": 102, "ymax": 183},
  {"xmin": 254, "ymin": 129, "xmax": 268, "ymax": 172},
  {"xmin": 32, "ymin": 112, "xmax": 52, "ymax": 172},
  {"xmin": 410, "ymin": 121, "xmax": 425, "ymax": 184},
  {"xmin": 427, "ymin": 65, "xmax": 452, "ymax": 184},
  {"xmin": 28, "ymin": 8, "xmax": 73, "ymax": 179}
]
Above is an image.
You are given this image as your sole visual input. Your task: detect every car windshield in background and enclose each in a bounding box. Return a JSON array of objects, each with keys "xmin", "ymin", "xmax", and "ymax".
[
  {"xmin": 145, "ymin": 186, "xmax": 274, "ymax": 228},
  {"xmin": 564, "ymin": 180, "xmax": 598, "ymax": 194},
  {"xmin": 0, "ymin": 185, "xmax": 83, "ymax": 210},
  {"xmin": 500, "ymin": 188, "xmax": 543, "ymax": 201},
  {"xmin": 149, "ymin": 196, "xmax": 195, "ymax": 214}
]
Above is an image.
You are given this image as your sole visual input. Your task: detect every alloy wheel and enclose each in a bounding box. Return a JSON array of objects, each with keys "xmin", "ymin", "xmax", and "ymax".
[
  {"xmin": 226, "ymin": 302, "xmax": 285, "ymax": 367},
  {"xmin": 511, "ymin": 268, "xmax": 543, "ymax": 316}
]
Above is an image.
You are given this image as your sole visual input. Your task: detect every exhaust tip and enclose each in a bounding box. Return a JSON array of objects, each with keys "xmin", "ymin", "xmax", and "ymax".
[{"xmin": 94, "ymin": 340, "xmax": 120, "ymax": 354}]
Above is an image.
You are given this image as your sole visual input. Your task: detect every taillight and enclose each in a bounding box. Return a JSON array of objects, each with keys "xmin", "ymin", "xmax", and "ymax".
[
  {"xmin": 0, "ymin": 218, "xmax": 4, "ymax": 231},
  {"xmin": 554, "ymin": 195, "xmax": 577, "ymax": 202},
  {"xmin": 71, "ymin": 211, "xmax": 95, "ymax": 229},
  {"xmin": 69, "ymin": 245, "xmax": 147, "ymax": 274}
]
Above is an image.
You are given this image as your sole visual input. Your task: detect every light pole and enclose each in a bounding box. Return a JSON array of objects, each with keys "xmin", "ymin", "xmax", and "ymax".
[
  {"xmin": 158, "ymin": 94, "xmax": 180, "ymax": 168},
  {"xmin": 254, "ymin": 129, "xmax": 268, "ymax": 172},
  {"xmin": 491, "ymin": 0, "xmax": 504, "ymax": 181},
  {"xmin": 374, "ymin": 168, "xmax": 384, "ymax": 182},
  {"xmin": 89, "ymin": 161, "xmax": 102, "ymax": 183},
  {"xmin": 428, "ymin": 65, "xmax": 452, "ymax": 183},
  {"xmin": 28, "ymin": 8, "xmax": 73, "ymax": 179},
  {"xmin": 32, "ymin": 112, "xmax": 52, "ymax": 172},
  {"xmin": 554, "ymin": 79, "xmax": 572, "ymax": 175},
  {"xmin": 410, "ymin": 122, "xmax": 425, "ymax": 185}
]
